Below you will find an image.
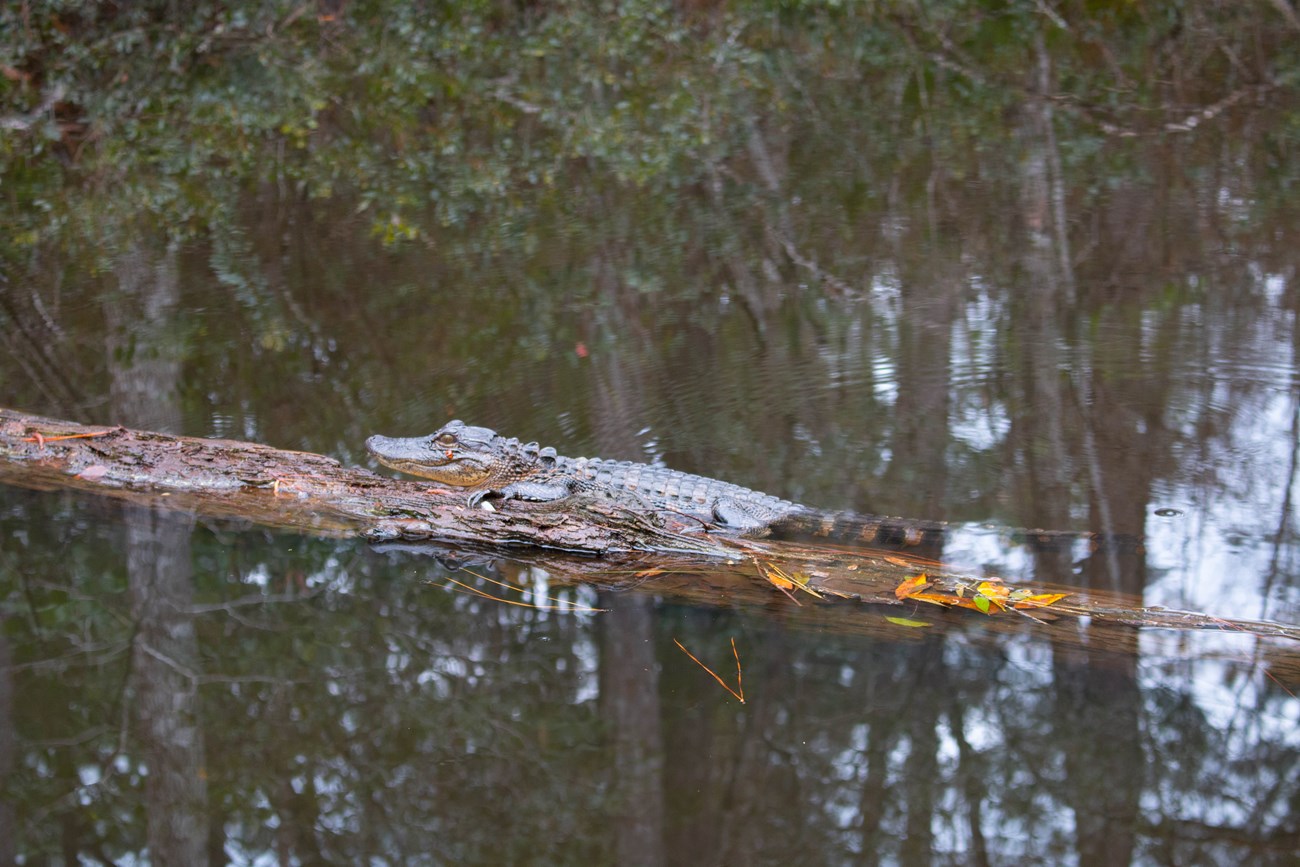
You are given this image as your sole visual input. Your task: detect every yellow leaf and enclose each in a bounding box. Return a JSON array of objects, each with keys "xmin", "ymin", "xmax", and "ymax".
[
  {"xmin": 895, "ymin": 574, "xmax": 931, "ymax": 600},
  {"xmin": 1013, "ymin": 592, "xmax": 1070, "ymax": 609},
  {"xmin": 977, "ymin": 581, "xmax": 1009, "ymax": 610},
  {"xmin": 886, "ymin": 617, "xmax": 932, "ymax": 628},
  {"xmin": 761, "ymin": 562, "xmax": 823, "ymax": 598}
]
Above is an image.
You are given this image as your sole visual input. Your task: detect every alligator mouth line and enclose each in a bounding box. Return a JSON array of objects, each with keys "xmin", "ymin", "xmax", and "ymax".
[
  {"xmin": 366, "ymin": 437, "xmax": 493, "ymax": 487},
  {"xmin": 375, "ymin": 456, "xmax": 491, "ymax": 487}
]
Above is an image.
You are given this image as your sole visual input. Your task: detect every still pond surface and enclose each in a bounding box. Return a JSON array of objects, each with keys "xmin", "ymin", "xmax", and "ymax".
[{"xmin": 1, "ymin": 4, "xmax": 1298, "ymax": 864}]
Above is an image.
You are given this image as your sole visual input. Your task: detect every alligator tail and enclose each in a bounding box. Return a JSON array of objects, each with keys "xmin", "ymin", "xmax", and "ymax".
[
  {"xmin": 771, "ymin": 508, "xmax": 1143, "ymax": 555},
  {"xmin": 770, "ymin": 508, "xmax": 951, "ymax": 550}
]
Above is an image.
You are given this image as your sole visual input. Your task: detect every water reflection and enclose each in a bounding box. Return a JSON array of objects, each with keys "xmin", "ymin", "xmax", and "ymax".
[
  {"xmin": 2, "ymin": 513, "xmax": 1293, "ymax": 864},
  {"xmin": 2, "ymin": 213, "xmax": 1297, "ymax": 861},
  {"xmin": 110, "ymin": 235, "xmax": 212, "ymax": 861},
  {"xmin": 2, "ymin": 486, "xmax": 1300, "ymax": 863},
  {"xmin": 1, "ymin": 2, "xmax": 1298, "ymax": 861}
]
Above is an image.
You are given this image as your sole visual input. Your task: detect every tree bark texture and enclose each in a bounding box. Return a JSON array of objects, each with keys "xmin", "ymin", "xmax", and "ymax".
[
  {"xmin": 2, "ymin": 406, "xmax": 1298, "ymax": 651},
  {"xmin": 0, "ymin": 406, "xmax": 731, "ymax": 559}
]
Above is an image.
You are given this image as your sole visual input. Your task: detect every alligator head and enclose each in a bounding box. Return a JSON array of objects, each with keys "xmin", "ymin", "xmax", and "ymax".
[{"xmin": 365, "ymin": 420, "xmax": 556, "ymax": 488}]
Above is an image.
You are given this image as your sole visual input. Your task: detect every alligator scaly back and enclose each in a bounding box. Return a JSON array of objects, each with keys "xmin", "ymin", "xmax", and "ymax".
[
  {"xmin": 366, "ymin": 420, "xmax": 801, "ymax": 534},
  {"xmin": 367, "ymin": 421, "xmax": 1134, "ymax": 549}
]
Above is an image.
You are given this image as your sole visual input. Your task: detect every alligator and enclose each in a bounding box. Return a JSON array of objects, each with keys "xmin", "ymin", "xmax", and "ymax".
[
  {"xmin": 365, "ymin": 420, "xmax": 1114, "ymax": 551},
  {"xmin": 366, "ymin": 420, "xmax": 800, "ymax": 536}
]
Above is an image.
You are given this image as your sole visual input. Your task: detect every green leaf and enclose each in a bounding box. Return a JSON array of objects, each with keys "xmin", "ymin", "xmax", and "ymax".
[
  {"xmin": 885, "ymin": 616, "xmax": 932, "ymax": 628},
  {"xmin": 974, "ymin": 595, "xmax": 991, "ymax": 614}
]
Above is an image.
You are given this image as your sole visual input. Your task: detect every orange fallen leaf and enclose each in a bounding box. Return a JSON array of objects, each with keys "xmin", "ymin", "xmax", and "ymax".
[
  {"xmin": 976, "ymin": 581, "xmax": 1009, "ymax": 611},
  {"xmin": 760, "ymin": 562, "xmax": 822, "ymax": 600},
  {"xmin": 755, "ymin": 562, "xmax": 801, "ymax": 605},
  {"xmin": 767, "ymin": 571, "xmax": 795, "ymax": 591},
  {"xmin": 895, "ymin": 574, "xmax": 931, "ymax": 600}
]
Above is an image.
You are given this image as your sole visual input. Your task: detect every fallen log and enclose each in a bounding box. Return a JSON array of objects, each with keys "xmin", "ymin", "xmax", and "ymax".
[
  {"xmin": 2, "ymin": 406, "xmax": 1298, "ymax": 651},
  {"xmin": 0, "ymin": 406, "xmax": 732, "ymax": 558}
]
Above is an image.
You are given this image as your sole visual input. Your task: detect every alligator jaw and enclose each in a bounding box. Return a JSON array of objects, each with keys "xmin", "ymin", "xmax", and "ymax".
[{"xmin": 365, "ymin": 434, "xmax": 493, "ymax": 487}]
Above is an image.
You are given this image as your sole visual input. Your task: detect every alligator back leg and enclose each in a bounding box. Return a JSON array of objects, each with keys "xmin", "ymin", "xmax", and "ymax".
[{"xmin": 711, "ymin": 496, "xmax": 779, "ymax": 536}]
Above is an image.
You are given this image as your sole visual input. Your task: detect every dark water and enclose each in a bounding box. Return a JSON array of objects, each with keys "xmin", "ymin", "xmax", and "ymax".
[{"xmin": 2, "ymin": 4, "xmax": 1299, "ymax": 864}]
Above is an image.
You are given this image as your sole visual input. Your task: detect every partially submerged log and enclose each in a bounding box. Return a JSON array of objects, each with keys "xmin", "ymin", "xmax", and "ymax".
[
  {"xmin": 2, "ymin": 406, "xmax": 1299, "ymax": 648},
  {"xmin": 0, "ymin": 407, "xmax": 733, "ymax": 557}
]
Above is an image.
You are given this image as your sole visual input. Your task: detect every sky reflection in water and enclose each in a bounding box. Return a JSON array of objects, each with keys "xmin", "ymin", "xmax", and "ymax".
[{"xmin": 1, "ymin": 2, "xmax": 1298, "ymax": 862}]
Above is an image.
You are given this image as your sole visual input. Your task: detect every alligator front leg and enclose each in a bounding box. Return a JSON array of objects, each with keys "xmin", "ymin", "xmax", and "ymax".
[{"xmin": 466, "ymin": 478, "xmax": 579, "ymax": 510}]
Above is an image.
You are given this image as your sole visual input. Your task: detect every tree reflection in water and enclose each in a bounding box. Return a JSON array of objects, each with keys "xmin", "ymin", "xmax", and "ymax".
[{"xmin": 1, "ymin": 0, "xmax": 1297, "ymax": 862}]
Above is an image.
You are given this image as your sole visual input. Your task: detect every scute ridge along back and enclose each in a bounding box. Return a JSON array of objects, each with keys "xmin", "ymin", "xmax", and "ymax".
[
  {"xmin": 365, "ymin": 419, "xmax": 801, "ymax": 536},
  {"xmin": 365, "ymin": 420, "xmax": 1119, "ymax": 551}
]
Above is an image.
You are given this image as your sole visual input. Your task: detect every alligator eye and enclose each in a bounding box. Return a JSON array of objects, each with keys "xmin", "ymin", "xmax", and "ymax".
[{"xmin": 435, "ymin": 433, "xmax": 457, "ymax": 446}]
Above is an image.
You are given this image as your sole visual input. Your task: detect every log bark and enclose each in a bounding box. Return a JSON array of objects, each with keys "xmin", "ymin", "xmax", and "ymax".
[
  {"xmin": 0, "ymin": 406, "xmax": 732, "ymax": 558},
  {"xmin": 3, "ymin": 406, "xmax": 1299, "ymax": 651}
]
